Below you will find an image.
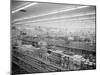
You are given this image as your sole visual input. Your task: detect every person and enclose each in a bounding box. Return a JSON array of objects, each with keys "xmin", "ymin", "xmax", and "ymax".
[{"xmin": 61, "ymin": 56, "xmax": 69, "ymax": 68}]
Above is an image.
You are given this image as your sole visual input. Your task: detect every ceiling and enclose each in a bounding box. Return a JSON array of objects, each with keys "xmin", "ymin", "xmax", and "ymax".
[{"xmin": 11, "ymin": 1, "xmax": 96, "ymax": 24}]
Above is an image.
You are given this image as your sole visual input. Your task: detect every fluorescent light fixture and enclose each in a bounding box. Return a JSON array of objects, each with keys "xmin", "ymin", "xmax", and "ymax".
[
  {"xmin": 14, "ymin": 12, "xmax": 95, "ymax": 24},
  {"xmin": 12, "ymin": 2, "xmax": 31, "ymax": 11},
  {"xmin": 13, "ymin": 6, "xmax": 89, "ymax": 22},
  {"xmin": 12, "ymin": 3, "xmax": 38, "ymax": 14}
]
